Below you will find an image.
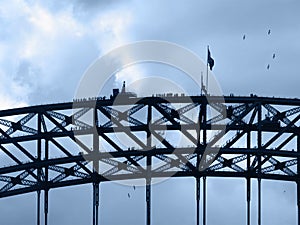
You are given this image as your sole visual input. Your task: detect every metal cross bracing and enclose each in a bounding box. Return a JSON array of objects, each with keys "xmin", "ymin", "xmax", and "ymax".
[{"xmin": 0, "ymin": 95, "xmax": 300, "ymax": 225}]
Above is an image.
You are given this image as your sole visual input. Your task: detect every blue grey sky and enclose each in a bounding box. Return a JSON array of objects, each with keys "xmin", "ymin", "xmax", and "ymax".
[{"xmin": 0, "ymin": 0, "xmax": 299, "ymax": 224}]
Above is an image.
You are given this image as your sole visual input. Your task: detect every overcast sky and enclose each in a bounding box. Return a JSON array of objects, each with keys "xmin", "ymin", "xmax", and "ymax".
[{"xmin": 0, "ymin": 0, "xmax": 300, "ymax": 225}]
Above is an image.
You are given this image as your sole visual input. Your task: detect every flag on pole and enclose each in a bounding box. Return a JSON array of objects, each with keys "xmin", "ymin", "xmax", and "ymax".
[{"xmin": 207, "ymin": 47, "xmax": 214, "ymax": 70}]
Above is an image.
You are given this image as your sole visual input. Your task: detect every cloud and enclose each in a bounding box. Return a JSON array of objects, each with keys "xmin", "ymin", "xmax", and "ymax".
[
  {"xmin": 0, "ymin": 0, "xmax": 137, "ymax": 108},
  {"xmin": 1, "ymin": 0, "xmax": 300, "ymax": 109},
  {"xmin": 127, "ymin": 0, "xmax": 300, "ymax": 97},
  {"xmin": 1, "ymin": 1, "xmax": 299, "ymax": 225}
]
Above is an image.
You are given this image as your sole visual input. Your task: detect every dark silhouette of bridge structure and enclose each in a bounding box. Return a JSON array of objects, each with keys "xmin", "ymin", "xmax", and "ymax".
[{"xmin": 0, "ymin": 93, "xmax": 300, "ymax": 225}]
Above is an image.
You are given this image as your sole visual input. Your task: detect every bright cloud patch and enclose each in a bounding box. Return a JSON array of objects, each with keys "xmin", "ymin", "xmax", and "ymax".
[{"xmin": 0, "ymin": 0, "xmax": 135, "ymax": 109}]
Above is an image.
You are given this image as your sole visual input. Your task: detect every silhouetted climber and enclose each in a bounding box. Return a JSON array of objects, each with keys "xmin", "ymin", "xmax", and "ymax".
[
  {"xmin": 121, "ymin": 81, "xmax": 126, "ymax": 93},
  {"xmin": 268, "ymin": 29, "xmax": 271, "ymax": 35},
  {"xmin": 128, "ymin": 193, "xmax": 131, "ymax": 198},
  {"xmin": 267, "ymin": 64, "xmax": 270, "ymax": 70},
  {"xmin": 243, "ymin": 34, "xmax": 246, "ymax": 40},
  {"xmin": 272, "ymin": 53, "xmax": 275, "ymax": 59},
  {"xmin": 133, "ymin": 185, "xmax": 136, "ymax": 190}
]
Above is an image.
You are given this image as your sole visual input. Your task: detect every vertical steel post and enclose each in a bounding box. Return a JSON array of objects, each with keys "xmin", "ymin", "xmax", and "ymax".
[
  {"xmin": 247, "ymin": 178, "xmax": 251, "ymax": 225},
  {"xmin": 37, "ymin": 113, "xmax": 41, "ymax": 225},
  {"xmin": 146, "ymin": 177, "xmax": 151, "ymax": 225},
  {"xmin": 146, "ymin": 157, "xmax": 151, "ymax": 225},
  {"xmin": 93, "ymin": 106, "xmax": 100, "ymax": 225},
  {"xmin": 258, "ymin": 178, "xmax": 261, "ymax": 225},
  {"xmin": 247, "ymin": 131, "xmax": 251, "ymax": 225},
  {"xmin": 93, "ymin": 182, "xmax": 99, "ymax": 225},
  {"xmin": 297, "ymin": 135, "xmax": 300, "ymax": 225},
  {"xmin": 196, "ymin": 103, "xmax": 201, "ymax": 225},
  {"xmin": 146, "ymin": 104, "xmax": 152, "ymax": 225},
  {"xmin": 203, "ymin": 103, "xmax": 207, "ymax": 150},
  {"xmin": 202, "ymin": 101, "xmax": 207, "ymax": 225},
  {"xmin": 196, "ymin": 177, "xmax": 200, "ymax": 225},
  {"xmin": 96, "ymin": 184, "xmax": 99, "ymax": 225},
  {"xmin": 203, "ymin": 176, "xmax": 206, "ymax": 225},
  {"xmin": 93, "ymin": 189, "xmax": 95, "ymax": 225},
  {"xmin": 93, "ymin": 106, "xmax": 99, "ymax": 173},
  {"xmin": 37, "ymin": 190, "xmax": 41, "ymax": 225},
  {"xmin": 257, "ymin": 103, "xmax": 262, "ymax": 225},
  {"xmin": 44, "ymin": 139, "xmax": 49, "ymax": 225},
  {"xmin": 44, "ymin": 190, "xmax": 48, "ymax": 225}
]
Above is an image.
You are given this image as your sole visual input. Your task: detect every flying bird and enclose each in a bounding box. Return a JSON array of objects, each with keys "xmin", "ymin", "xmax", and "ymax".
[
  {"xmin": 243, "ymin": 34, "xmax": 246, "ymax": 40},
  {"xmin": 268, "ymin": 29, "xmax": 271, "ymax": 35},
  {"xmin": 267, "ymin": 64, "xmax": 270, "ymax": 70},
  {"xmin": 272, "ymin": 53, "xmax": 276, "ymax": 59}
]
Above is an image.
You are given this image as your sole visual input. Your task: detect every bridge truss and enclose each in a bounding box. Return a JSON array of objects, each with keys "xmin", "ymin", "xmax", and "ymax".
[{"xmin": 0, "ymin": 95, "xmax": 300, "ymax": 225}]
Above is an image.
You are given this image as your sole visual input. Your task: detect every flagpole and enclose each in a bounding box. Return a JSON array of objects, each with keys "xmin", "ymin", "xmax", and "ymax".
[
  {"xmin": 206, "ymin": 45, "xmax": 209, "ymax": 94},
  {"xmin": 201, "ymin": 72, "xmax": 203, "ymax": 95}
]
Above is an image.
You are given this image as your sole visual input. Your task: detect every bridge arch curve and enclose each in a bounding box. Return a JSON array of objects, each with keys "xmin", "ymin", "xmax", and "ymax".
[{"xmin": 1, "ymin": 95, "xmax": 300, "ymax": 225}]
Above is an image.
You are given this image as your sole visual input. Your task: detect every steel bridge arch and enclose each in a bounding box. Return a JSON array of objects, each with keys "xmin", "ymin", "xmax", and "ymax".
[{"xmin": 0, "ymin": 95, "xmax": 300, "ymax": 225}]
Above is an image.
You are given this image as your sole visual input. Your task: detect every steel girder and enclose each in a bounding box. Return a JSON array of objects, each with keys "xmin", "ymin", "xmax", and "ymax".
[{"xmin": 0, "ymin": 95, "xmax": 300, "ymax": 198}]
